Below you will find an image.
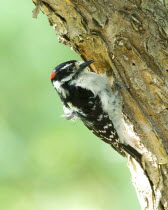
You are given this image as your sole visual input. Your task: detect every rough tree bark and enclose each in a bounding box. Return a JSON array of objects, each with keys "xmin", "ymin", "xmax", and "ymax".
[{"xmin": 32, "ymin": 0, "xmax": 168, "ymax": 209}]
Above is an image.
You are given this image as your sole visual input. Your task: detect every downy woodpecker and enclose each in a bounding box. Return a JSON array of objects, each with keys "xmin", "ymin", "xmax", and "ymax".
[{"xmin": 50, "ymin": 60, "xmax": 141, "ymax": 161}]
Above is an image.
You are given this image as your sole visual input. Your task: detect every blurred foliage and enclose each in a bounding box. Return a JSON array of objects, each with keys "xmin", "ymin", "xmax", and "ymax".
[{"xmin": 0, "ymin": 1, "xmax": 140, "ymax": 210}]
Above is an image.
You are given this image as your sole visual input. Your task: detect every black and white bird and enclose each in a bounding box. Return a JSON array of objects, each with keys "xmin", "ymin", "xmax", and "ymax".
[{"xmin": 50, "ymin": 60, "xmax": 141, "ymax": 161}]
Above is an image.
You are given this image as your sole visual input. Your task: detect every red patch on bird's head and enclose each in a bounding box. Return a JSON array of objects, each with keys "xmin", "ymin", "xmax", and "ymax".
[{"xmin": 50, "ymin": 71, "xmax": 56, "ymax": 80}]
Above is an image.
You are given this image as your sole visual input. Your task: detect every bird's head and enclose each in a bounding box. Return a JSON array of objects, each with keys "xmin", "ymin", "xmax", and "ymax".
[{"xmin": 50, "ymin": 60, "xmax": 94, "ymax": 83}]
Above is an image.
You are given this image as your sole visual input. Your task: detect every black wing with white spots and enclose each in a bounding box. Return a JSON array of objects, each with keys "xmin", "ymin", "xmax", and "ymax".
[{"xmin": 60, "ymin": 82, "xmax": 141, "ymax": 159}]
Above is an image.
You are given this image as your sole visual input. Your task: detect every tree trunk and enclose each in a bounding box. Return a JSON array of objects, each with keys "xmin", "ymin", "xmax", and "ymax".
[{"xmin": 32, "ymin": 0, "xmax": 168, "ymax": 209}]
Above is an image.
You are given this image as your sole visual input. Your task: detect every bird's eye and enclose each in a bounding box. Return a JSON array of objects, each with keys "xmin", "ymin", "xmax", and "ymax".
[
  {"xmin": 50, "ymin": 71, "xmax": 56, "ymax": 80},
  {"xmin": 66, "ymin": 66, "xmax": 73, "ymax": 72}
]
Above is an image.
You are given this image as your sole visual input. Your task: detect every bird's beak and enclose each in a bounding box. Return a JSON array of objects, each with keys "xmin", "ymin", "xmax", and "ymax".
[
  {"xmin": 72, "ymin": 60, "xmax": 94, "ymax": 79},
  {"xmin": 79, "ymin": 60, "xmax": 94, "ymax": 70}
]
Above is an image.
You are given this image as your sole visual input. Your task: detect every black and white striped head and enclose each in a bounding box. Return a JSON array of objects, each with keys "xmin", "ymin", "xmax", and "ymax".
[{"xmin": 50, "ymin": 60, "xmax": 94, "ymax": 83}]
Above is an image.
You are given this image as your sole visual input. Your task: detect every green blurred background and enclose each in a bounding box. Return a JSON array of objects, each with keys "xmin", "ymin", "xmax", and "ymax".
[{"xmin": 0, "ymin": 1, "xmax": 140, "ymax": 210}]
